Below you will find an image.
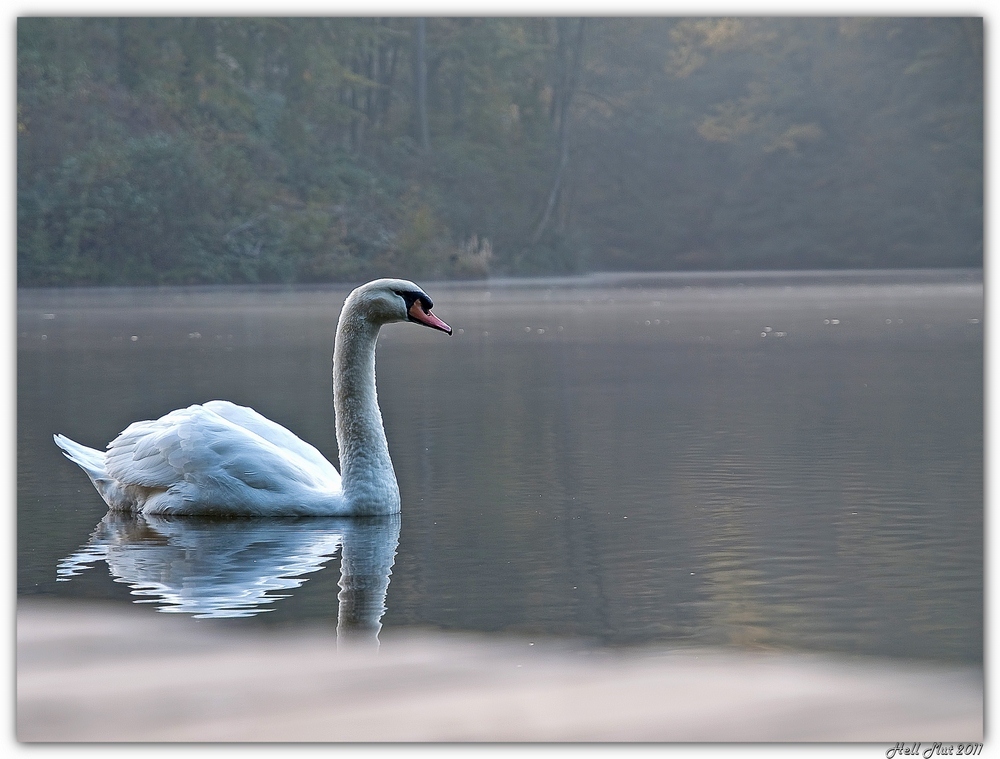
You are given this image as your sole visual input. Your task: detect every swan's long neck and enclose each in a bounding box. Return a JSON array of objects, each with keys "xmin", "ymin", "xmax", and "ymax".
[{"xmin": 333, "ymin": 309, "xmax": 400, "ymax": 514}]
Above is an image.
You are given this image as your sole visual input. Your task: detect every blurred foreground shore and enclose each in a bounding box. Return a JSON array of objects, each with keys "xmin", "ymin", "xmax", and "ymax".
[{"xmin": 17, "ymin": 600, "xmax": 982, "ymax": 742}]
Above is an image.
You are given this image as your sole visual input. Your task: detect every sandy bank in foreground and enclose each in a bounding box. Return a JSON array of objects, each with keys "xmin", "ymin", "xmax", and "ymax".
[{"xmin": 17, "ymin": 600, "xmax": 982, "ymax": 743}]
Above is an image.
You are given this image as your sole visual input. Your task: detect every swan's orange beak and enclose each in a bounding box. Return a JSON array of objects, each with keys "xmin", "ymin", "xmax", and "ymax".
[{"xmin": 408, "ymin": 301, "xmax": 452, "ymax": 335}]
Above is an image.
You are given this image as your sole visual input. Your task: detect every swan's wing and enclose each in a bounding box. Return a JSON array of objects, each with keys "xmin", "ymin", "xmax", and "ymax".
[
  {"xmin": 202, "ymin": 401, "xmax": 340, "ymax": 480},
  {"xmin": 104, "ymin": 405, "xmax": 341, "ymax": 496},
  {"xmin": 104, "ymin": 407, "xmax": 199, "ymax": 488}
]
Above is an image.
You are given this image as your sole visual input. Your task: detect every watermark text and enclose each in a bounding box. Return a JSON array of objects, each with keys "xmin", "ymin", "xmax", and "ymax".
[{"xmin": 886, "ymin": 744, "xmax": 983, "ymax": 759}]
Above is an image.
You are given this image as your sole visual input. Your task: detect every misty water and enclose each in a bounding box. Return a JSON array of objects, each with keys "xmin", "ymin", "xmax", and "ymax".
[{"xmin": 17, "ymin": 270, "xmax": 983, "ymax": 662}]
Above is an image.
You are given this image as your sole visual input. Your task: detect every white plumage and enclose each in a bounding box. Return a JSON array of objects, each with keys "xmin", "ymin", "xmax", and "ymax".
[{"xmin": 54, "ymin": 278, "xmax": 451, "ymax": 517}]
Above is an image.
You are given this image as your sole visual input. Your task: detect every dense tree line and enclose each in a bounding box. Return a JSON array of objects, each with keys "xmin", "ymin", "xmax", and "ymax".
[{"xmin": 17, "ymin": 17, "xmax": 982, "ymax": 286}]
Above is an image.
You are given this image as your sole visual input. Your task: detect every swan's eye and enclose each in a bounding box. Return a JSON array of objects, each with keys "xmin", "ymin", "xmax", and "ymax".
[{"xmin": 396, "ymin": 290, "xmax": 433, "ymax": 313}]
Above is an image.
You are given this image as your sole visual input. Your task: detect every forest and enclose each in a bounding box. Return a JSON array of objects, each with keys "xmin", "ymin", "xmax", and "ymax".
[{"xmin": 17, "ymin": 17, "xmax": 983, "ymax": 286}]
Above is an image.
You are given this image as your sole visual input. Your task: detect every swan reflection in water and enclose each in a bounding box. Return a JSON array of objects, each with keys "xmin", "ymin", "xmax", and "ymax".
[{"xmin": 57, "ymin": 512, "xmax": 401, "ymax": 646}]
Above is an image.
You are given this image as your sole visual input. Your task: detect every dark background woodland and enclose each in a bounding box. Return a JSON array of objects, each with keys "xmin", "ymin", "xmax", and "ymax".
[{"xmin": 17, "ymin": 17, "xmax": 983, "ymax": 286}]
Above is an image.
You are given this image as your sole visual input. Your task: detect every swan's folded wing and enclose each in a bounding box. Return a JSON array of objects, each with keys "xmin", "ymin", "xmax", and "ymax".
[
  {"xmin": 105, "ymin": 405, "xmax": 341, "ymax": 494},
  {"xmin": 202, "ymin": 400, "xmax": 340, "ymax": 481},
  {"xmin": 105, "ymin": 408, "xmax": 202, "ymax": 488}
]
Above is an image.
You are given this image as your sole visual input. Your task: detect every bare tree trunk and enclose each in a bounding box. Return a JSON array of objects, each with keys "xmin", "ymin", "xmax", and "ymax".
[
  {"xmin": 413, "ymin": 18, "xmax": 431, "ymax": 152},
  {"xmin": 451, "ymin": 19, "xmax": 472, "ymax": 136},
  {"xmin": 367, "ymin": 20, "xmax": 399, "ymax": 136},
  {"xmin": 179, "ymin": 18, "xmax": 218, "ymax": 108},
  {"xmin": 527, "ymin": 18, "xmax": 586, "ymax": 248},
  {"xmin": 116, "ymin": 18, "xmax": 142, "ymax": 91}
]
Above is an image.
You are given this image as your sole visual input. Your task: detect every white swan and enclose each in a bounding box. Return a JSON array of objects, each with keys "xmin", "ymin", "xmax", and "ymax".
[{"xmin": 53, "ymin": 278, "xmax": 452, "ymax": 517}]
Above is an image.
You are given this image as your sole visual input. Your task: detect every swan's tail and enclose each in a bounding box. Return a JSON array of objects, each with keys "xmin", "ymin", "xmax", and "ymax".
[
  {"xmin": 54, "ymin": 434, "xmax": 137, "ymax": 511},
  {"xmin": 53, "ymin": 434, "xmax": 108, "ymax": 482}
]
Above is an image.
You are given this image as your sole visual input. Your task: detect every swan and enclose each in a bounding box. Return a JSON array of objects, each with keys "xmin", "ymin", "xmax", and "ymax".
[{"xmin": 53, "ymin": 278, "xmax": 452, "ymax": 517}]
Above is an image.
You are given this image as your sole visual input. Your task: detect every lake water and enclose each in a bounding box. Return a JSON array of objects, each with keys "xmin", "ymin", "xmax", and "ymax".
[{"xmin": 17, "ymin": 270, "xmax": 983, "ymax": 663}]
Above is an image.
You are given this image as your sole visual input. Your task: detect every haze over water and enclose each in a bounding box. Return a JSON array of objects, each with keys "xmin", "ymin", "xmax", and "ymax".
[{"xmin": 18, "ymin": 270, "xmax": 983, "ymax": 663}]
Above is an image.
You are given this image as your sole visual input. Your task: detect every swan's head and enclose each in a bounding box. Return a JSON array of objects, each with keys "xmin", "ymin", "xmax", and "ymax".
[{"xmin": 345, "ymin": 278, "xmax": 452, "ymax": 335}]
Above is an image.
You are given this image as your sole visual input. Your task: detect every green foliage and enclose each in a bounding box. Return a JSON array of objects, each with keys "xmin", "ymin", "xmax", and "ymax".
[
  {"xmin": 19, "ymin": 134, "xmax": 225, "ymax": 284},
  {"xmin": 17, "ymin": 17, "xmax": 982, "ymax": 286}
]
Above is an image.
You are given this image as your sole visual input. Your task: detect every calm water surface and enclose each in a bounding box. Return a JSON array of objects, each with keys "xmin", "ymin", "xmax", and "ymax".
[{"xmin": 17, "ymin": 270, "xmax": 983, "ymax": 662}]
